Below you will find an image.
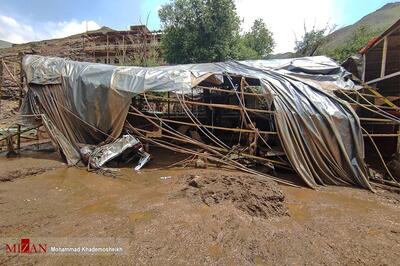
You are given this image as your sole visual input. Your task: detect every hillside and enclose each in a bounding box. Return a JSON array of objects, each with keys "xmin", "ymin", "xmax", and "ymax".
[
  {"xmin": 321, "ymin": 2, "xmax": 400, "ymax": 51},
  {"xmin": 0, "ymin": 26, "xmax": 116, "ymax": 63},
  {"xmin": 0, "ymin": 40, "xmax": 13, "ymax": 49}
]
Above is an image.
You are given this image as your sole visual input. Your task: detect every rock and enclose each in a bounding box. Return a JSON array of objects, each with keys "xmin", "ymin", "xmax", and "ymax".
[
  {"xmin": 188, "ymin": 176, "xmax": 203, "ymax": 188},
  {"xmin": 195, "ymin": 158, "xmax": 207, "ymax": 169}
]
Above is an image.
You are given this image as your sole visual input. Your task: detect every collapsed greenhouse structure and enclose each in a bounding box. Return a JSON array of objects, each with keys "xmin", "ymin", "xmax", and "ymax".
[{"xmin": 17, "ymin": 55, "xmax": 400, "ymax": 190}]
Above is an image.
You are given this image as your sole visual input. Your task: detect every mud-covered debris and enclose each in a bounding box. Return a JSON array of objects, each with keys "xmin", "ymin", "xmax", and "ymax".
[
  {"xmin": 0, "ymin": 167, "xmax": 56, "ymax": 182},
  {"xmin": 387, "ymin": 155, "xmax": 400, "ymax": 180},
  {"xmin": 180, "ymin": 171, "xmax": 288, "ymax": 218}
]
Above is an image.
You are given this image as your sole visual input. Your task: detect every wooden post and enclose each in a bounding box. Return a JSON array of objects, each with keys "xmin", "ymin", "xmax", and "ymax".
[
  {"xmin": 18, "ymin": 53, "xmax": 23, "ymax": 108},
  {"xmin": 0, "ymin": 59, "xmax": 3, "ymax": 114},
  {"xmin": 17, "ymin": 53, "xmax": 24, "ymax": 153},
  {"xmin": 397, "ymin": 128, "xmax": 400, "ymax": 156},
  {"xmin": 362, "ymin": 54, "xmax": 366, "ymax": 82},
  {"xmin": 17, "ymin": 124, "xmax": 21, "ymax": 151},
  {"xmin": 122, "ymin": 35, "xmax": 126, "ymax": 64},
  {"xmin": 106, "ymin": 34, "xmax": 109, "ymax": 64},
  {"xmin": 381, "ymin": 36, "xmax": 388, "ymax": 78},
  {"xmin": 167, "ymin": 91, "xmax": 170, "ymax": 118},
  {"xmin": 191, "ymin": 87, "xmax": 194, "ymax": 113}
]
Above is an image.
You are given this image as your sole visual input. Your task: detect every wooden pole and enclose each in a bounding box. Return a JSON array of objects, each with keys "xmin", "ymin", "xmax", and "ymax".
[
  {"xmin": 134, "ymin": 127, "xmax": 290, "ymax": 167},
  {"xmin": 106, "ymin": 34, "xmax": 109, "ymax": 64},
  {"xmin": 0, "ymin": 124, "xmax": 42, "ymax": 143},
  {"xmin": 122, "ymin": 35, "xmax": 125, "ymax": 64},
  {"xmin": 0, "ymin": 59, "xmax": 3, "ymax": 114},
  {"xmin": 359, "ymin": 117, "xmax": 399, "ymax": 124},
  {"xmin": 17, "ymin": 124, "xmax": 21, "ymax": 151},
  {"xmin": 381, "ymin": 37, "xmax": 388, "ymax": 78},
  {"xmin": 397, "ymin": 129, "xmax": 400, "ymax": 156},
  {"xmin": 362, "ymin": 133, "xmax": 400, "ymax": 137},
  {"xmin": 142, "ymin": 94, "xmax": 275, "ymax": 114},
  {"xmin": 167, "ymin": 91, "xmax": 170, "ymax": 118},
  {"xmin": 196, "ymin": 85, "xmax": 267, "ymax": 97},
  {"xmin": 128, "ymin": 111, "xmax": 277, "ymax": 135},
  {"xmin": 362, "ymin": 54, "xmax": 366, "ymax": 82},
  {"xmin": 18, "ymin": 53, "xmax": 23, "ymax": 108},
  {"xmin": 2, "ymin": 61, "xmax": 22, "ymax": 90},
  {"xmin": 16, "ymin": 53, "xmax": 24, "ymax": 152}
]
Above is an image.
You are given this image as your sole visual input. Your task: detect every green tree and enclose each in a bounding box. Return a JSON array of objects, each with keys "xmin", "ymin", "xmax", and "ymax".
[
  {"xmin": 125, "ymin": 46, "xmax": 163, "ymax": 67},
  {"xmin": 295, "ymin": 24, "xmax": 334, "ymax": 57},
  {"xmin": 242, "ymin": 19, "xmax": 275, "ymax": 58},
  {"xmin": 159, "ymin": 0, "xmax": 241, "ymax": 64},
  {"xmin": 327, "ymin": 26, "xmax": 381, "ymax": 62},
  {"xmin": 233, "ymin": 37, "xmax": 259, "ymax": 60}
]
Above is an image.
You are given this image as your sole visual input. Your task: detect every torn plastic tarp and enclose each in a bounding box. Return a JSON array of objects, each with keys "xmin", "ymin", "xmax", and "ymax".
[
  {"xmin": 21, "ymin": 55, "xmax": 372, "ymax": 190},
  {"xmin": 23, "ymin": 55, "xmax": 354, "ymax": 94}
]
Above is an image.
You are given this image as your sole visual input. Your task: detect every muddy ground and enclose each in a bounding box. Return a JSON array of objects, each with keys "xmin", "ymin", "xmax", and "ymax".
[{"xmin": 0, "ymin": 149, "xmax": 399, "ymax": 265}]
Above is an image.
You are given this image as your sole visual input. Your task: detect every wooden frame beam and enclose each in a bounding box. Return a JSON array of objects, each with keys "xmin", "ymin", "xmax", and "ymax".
[
  {"xmin": 366, "ymin": 70, "xmax": 400, "ymax": 85},
  {"xmin": 381, "ymin": 36, "xmax": 388, "ymax": 78}
]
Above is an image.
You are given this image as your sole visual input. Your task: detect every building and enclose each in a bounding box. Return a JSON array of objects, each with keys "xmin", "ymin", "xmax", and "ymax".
[
  {"xmin": 360, "ymin": 18, "xmax": 400, "ymax": 107},
  {"xmin": 81, "ymin": 25, "xmax": 162, "ymax": 65},
  {"xmin": 359, "ymin": 18, "xmax": 400, "ymax": 157}
]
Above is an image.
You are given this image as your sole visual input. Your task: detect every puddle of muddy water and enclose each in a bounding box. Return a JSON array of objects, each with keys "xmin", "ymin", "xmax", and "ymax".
[
  {"xmin": 1, "ymin": 154, "xmax": 400, "ymax": 265},
  {"xmin": 282, "ymin": 185, "xmax": 400, "ymax": 225},
  {"xmin": 128, "ymin": 210, "xmax": 156, "ymax": 223}
]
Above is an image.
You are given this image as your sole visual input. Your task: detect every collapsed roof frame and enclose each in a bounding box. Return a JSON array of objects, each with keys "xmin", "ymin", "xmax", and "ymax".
[{"xmin": 15, "ymin": 55, "xmax": 400, "ymax": 190}]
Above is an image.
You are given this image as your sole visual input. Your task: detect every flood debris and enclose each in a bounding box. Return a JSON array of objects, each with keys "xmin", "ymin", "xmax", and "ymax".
[
  {"xmin": 81, "ymin": 134, "xmax": 150, "ymax": 171},
  {"xmin": 0, "ymin": 54, "xmax": 394, "ymax": 190},
  {"xmin": 387, "ymin": 154, "xmax": 400, "ymax": 180},
  {"xmin": 0, "ymin": 167, "xmax": 56, "ymax": 182},
  {"xmin": 179, "ymin": 171, "xmax": 288, "ymax": 218}
]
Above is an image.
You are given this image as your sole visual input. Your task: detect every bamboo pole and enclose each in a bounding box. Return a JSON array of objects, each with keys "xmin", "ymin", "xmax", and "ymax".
[
  {"xmin": 196, "ymin": 85, "xmax": 267, "ymax": 97},
  {"xmin": 340, "ymin": 90, "xmax": 379, "ymax": 98},
  {"xmin": 362, "ymin": 133, "xmax": 400, "ymax": 137},
  {"xmin": 225, "ymin": 74, "xmax": 286, "ymax": 163},
  {"xmin": 348, "ymin": 73, "xmax": 400, "ymax": 111},
  {"xmin": 338, "ymin": 89, "xmax": 400, "ymax": 122},
  {"xmin": 128, "ymin": 111, "xmax": 277, "ymax": 135},
  {"xmin": 2, "ymin": 61, "xmax": 22, "ymax": 90},
  {"xmin": 134, "ymin": 127, "xmax": 290, "ymax": 167},
  {"xmin": 173, "ymin": 92, "xmax": 230, "ymax": 150},
  {"xmin": 0, "ymin": 124, "xmax": 42, "ymax": 143},
  {"xmin": 127, "ymin": 122, "xmax": 298, "ymax": 187},
  {"xmin": 122, "ymin": 35, "xmax": 125, "ymax": 64},
  {"xmin": 143, "ymin": 94, "xmax": 274, "ymax": 114},
  {"xmin": 359, "ymin": 117, "xmax": 399, "ymax": 124},
  {"xmin": 0, "ymin": 59, "xmax": 2, "ymax": 114},
  {"xmin": 106, "ymin": 34, "xmax": 109, "ymax": 64},
  {"xmin": 349, "ymin": 102, "xmax": 397, "ymax": 110},
  {"xmin": 365, "ymin": 86, "xmax": 400, "ymax": 111},
  {"xmin": 362, "ymin": 127, "xmax": 398, "ymax": 183},
  {"xmin": 129, "ymin": 105, "xmax": 291, "ymax": 173},
  {"xmin": 18, "ymin": 53, "xmax": 24, "ymax": 107},
  {"xmin": 16, "ymin": 124, "xmax": 21, "ymax": 150}
]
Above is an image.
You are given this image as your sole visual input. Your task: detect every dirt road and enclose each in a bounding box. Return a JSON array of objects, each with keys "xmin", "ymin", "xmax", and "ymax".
[{"xmin": 0, "ymin": 151, "xmax": 399, "ymax": 265}]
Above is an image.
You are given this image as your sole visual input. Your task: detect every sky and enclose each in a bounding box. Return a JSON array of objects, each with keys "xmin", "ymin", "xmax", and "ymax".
[{"xmin": 0, "ymin": 0, "xmax": 396, "ymax": 53}]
